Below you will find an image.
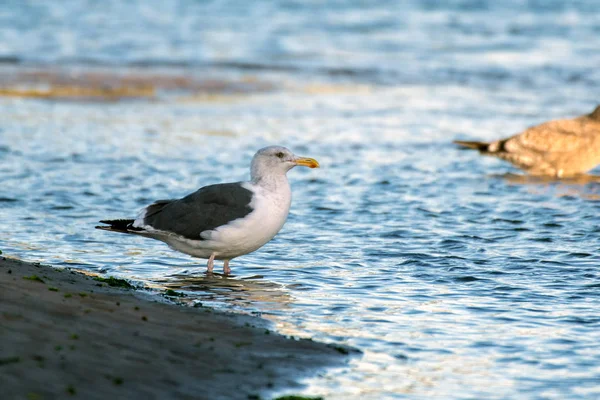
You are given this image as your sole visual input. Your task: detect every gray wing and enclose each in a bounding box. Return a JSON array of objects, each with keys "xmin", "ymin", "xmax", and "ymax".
[{"xmin": 137, "ymin": 182, "xmax": 254, "ymax": 240}]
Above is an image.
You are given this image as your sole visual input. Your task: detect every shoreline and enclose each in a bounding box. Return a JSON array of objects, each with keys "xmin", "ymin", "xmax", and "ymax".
[{"xmin": 0, "ymin": 256, "xmax": 355, "ymax": 400}]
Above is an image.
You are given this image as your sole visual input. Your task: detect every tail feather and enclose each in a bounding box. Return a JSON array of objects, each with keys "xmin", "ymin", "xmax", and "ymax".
[
  {"xmin": 453, "ymin": 140, "xmax": 491, "ymax": 152},
  {"xmin": 589, "ymin": 104, "xmax": 600, "ymax": 121},
  {"xmin": 96, "ymin": 219, "xmax": 135, "ymax": 234}
]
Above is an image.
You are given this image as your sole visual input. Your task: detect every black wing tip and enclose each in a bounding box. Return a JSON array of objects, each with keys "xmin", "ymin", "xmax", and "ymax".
[
  {"xmin": 96, "ymin": 219, "xmax": 136, "ymax": 233},
  {"xmin": 453, "ymin": 140, "xmax": 490, "ymax": 152},
  {"xmin": 99, "ymin": 218, "xmax": 134, "ymax": 224},
  {"xmin": 95, "ymin": 225, "xmax": 114, "ymax": 230}
]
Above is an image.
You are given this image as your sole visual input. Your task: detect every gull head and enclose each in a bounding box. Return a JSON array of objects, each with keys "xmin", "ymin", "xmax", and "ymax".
[{"xmin": 251, "ymin": 146, "xmax": 319, "ymax": 180}]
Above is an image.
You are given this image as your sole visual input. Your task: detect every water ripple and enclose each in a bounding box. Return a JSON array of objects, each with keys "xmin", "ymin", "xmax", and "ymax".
[{"xmin": 1, "ymin": 1, "xmax": 600, "ymax": 399}]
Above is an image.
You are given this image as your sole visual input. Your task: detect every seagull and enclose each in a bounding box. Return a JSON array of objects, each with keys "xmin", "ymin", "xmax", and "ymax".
[
  {"xmin": 96, "ymin": 146, "xmax": 319, "ymax": 275},
  {"xmin": 454, "ymin": 105, "xmax": 600, "ymax": 177}
]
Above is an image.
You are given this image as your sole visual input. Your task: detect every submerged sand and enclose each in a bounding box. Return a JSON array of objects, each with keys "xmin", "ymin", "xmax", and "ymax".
[
  {"xmin": 0, "ymin": 257, "xmax": 354, "ymax": 400},
  {"xmin": 0, "ymin": 65, "xmax": 276, "ymax": 101}
]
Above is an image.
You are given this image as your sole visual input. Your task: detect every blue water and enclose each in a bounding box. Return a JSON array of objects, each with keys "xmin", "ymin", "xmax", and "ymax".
[{"xmin": 1, "ymin": 1, "xmax": 600, "ymax": 398}]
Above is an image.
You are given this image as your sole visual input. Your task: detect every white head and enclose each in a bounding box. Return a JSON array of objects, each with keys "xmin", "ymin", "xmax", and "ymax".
[{"xmin": 250, "ymin": 146, "xmax": 319, "ymax": 182}]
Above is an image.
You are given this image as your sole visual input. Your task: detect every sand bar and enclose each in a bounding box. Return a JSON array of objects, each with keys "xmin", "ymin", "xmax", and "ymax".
[{"xmin": 0, "ymin": 257, "xmax": 355, "ymax": 400}]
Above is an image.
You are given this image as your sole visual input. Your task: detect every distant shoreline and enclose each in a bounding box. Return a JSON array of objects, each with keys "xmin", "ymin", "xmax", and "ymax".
[{"xmin": 0, "ymin": 256, "xmax": 355, "ymax": 400}]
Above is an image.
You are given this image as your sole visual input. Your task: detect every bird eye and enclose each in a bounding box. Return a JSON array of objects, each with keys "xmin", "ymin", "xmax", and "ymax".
[{"xmin": 276, "ymin": 152, "xmax": 285, "ymax": 158}]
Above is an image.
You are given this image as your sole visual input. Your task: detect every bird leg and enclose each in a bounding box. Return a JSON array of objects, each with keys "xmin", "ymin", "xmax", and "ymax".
[
  {"xmin": 223, "ymin": 260, "xmax": 231, "ymax": 276},
  {"xmin": 206, "ymin": 253, "xmax": 215, "ymax": 274}
]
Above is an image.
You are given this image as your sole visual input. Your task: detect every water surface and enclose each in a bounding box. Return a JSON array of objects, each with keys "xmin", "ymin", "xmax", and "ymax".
[{"xmin": 1, "ymin": 1, "xmax": 600, "ymax": 399}]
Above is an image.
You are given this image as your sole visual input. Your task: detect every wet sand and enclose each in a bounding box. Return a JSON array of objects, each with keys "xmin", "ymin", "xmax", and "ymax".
[
  {"xmin": 0, "ymin": 65, "xmax": 276, "ymax": 101},
  {"xmin": 0, "ymin": 257, "xmax": 354, "ymax": 400}
]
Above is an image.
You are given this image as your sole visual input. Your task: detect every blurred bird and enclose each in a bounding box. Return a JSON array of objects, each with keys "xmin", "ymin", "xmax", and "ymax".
[
  {"xmin": 96, "ymin": 146, "xmax": 319, "ymax": 275},
  {"xmin": 454, "ymin": 105, "xmax": 600, "ymax": 177}
]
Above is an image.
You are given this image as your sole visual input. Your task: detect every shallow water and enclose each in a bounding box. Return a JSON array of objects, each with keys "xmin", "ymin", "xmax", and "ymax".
[{"xmin": 2, "ymin": 1, "xmax": 600, "ymax": 399}]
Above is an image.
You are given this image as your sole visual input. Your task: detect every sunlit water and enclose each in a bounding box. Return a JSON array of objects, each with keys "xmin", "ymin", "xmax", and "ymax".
[{"xmin": 2, "ymin": 1, "xmax": 600, "ymax": 399}]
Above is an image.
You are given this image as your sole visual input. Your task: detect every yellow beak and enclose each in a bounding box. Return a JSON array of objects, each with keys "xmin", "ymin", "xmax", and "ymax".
[{"xmin": 294, "ymin": 157, "xmax": 320, "ymax": 168}]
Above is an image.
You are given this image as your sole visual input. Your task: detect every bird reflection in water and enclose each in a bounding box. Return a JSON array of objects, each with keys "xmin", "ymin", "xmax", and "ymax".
[
  {"xmin": 496, "ymin": 173, "xmax": 600, "ymax": 200},
  {"xmin": 153, "ymin": 272, "xmax": 293, "ymax": 315}
]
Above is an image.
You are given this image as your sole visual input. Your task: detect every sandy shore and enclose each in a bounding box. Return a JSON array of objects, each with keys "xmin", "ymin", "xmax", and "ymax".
[
  {"xmin": 0, "ymin": 65, "xmax": 276, "ymax": 101},
  {"xmin": 0, "ymin": 257, "xmax": 355, "ymax": 400}
]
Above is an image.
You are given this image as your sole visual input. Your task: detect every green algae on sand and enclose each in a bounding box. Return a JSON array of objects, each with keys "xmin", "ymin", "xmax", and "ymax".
[{"xmin": 92, "ymin": 276, "xmax": 134, "ymax": 289}]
